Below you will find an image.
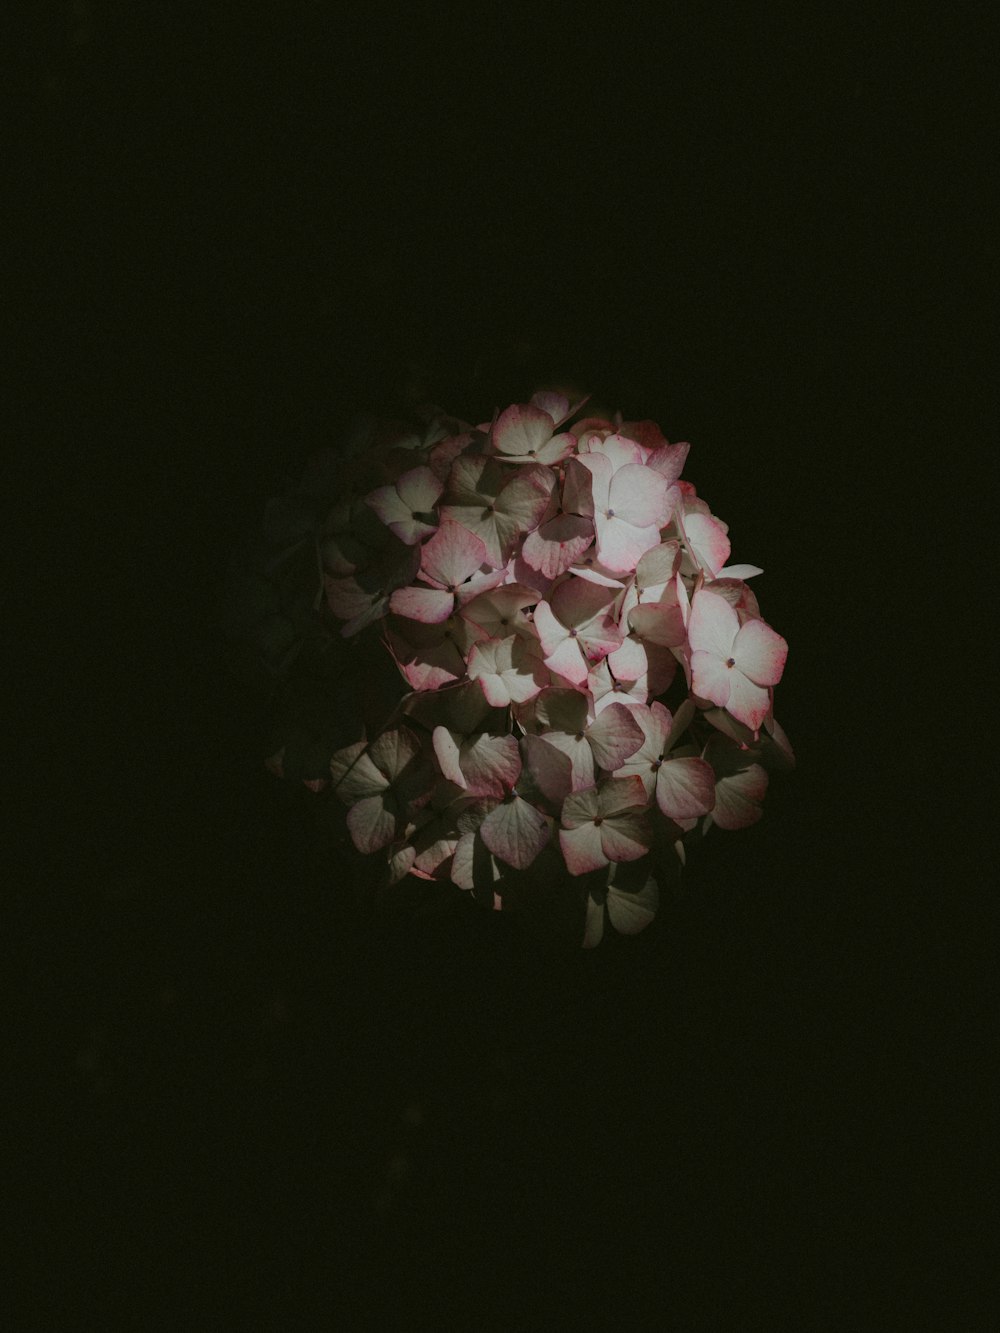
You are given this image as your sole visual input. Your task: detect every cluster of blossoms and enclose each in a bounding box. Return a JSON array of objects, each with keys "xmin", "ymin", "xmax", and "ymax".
[{"xmin": 315, "ymin": 391, "xmax": 792, "ymax": 945}]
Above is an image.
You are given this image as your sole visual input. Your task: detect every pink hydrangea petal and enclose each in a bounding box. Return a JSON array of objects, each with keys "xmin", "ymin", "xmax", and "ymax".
[
  {"xmin": 586, "ymin": 703, "xmax": 645, "ymax": 772},
  {"xmin": 522, "ymin": 733, "xmax": 576, "ymax": 804},
  {"xmin": 683, "ymin": 510, "xmax": 732, "ymax": 575},
  {"xmin": 722, "ymin": 670, "xmax": 772, "ymax": 731},
  {"xmin": 559, "ymin": 822, "xmax": 608, "ymax": 875},
  {"xmin": 560, "ymin": 785, "xmax": 601, "ymax": 829},
  {"xmin": 628, "ymin": 600, "xmax": 687, "ymax": 648},
  {"xmin": 690, "ymin": 648, "xmax": 733, "ymax": 710},
  {"xmin": 389, "ymin": 586, "xmax": 455, "ymax": 624},
  {"xmin": 599, "ymin": 815, "xmax": 651, "ymax": 864},
  {"xmin": 459, "ymin": 733, "xmax": 522, "ymax": 798},
  {"xmin": 529, "ymin": 389, "xmax": 570, "ymax": 423},
  {"xmin": 521, "ymin": 513, "xmax": 594, "ymax": 578},
  {"xmin": 607, "ymin": 464, "xmax": 672, "ymax": 529},
  {"xmin": 492, "ymin": 403, "xmax": 555, "ymax": 457},
  {"xmin": 594, "ymin": 514, "xmax": 662, "ymax": 574},
  {"xmin": 420, "ymin": 520, "xmax": 490, "ymax": 589},
  {"xmin": 655, "ymin": 756, "xmax": 717, "ymax": 820},
  {"xmin": 733, "ymin": 618, "xmax": 788, "ymax": 687},
  {"xmin": 479, "ymin": 796, "xmax": 550, "ymax": 869},
  {"xmin": 711, "ymin": 763, "xmax": 768, "ymax": 829},
  {"xmin": 688, "ymin": 589, "xmax": 739, "ymax": 659}
]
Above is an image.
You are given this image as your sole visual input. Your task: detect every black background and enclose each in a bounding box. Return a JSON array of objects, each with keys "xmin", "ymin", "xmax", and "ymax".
[{"xmin": 9, "ymin": 4, "xmax": 992, "ymax": 1327}]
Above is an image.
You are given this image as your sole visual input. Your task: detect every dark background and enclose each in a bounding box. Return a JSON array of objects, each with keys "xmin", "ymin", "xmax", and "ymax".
[{"xmin": 9, "ymin": 4, "xmax": 992, "ymax": 1327}]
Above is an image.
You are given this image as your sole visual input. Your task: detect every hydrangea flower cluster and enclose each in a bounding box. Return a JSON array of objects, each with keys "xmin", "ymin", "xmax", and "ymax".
[{"xmin": 320, "ymin": 391, "xmax": 792, "ymax": 946}]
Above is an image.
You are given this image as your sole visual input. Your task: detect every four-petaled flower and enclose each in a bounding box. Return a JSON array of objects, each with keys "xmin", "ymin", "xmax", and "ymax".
[{"xmin": 688, "ymin": 588, "xmax": 788, "ymax": 733}]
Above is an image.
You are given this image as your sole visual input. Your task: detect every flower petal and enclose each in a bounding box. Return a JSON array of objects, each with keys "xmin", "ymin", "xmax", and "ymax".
[
  {"xmin": 479, "ymin": 796, "xmax": 550, "ymax": 869},
  {"xmin": 655, "ymin": 756, "xmax": 717, "ymax": 820},
  {"xmin": 586, "ymin": 703, "xmax": 645, "ymax": 772},
  {"xmin": 733, "ymin": 618, "xmax": 788, "ymax": 687}
]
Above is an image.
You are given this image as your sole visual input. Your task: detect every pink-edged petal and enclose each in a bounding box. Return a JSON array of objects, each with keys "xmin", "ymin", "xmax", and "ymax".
[
  {"xmin": 683, "ymin": 511, "xmax": 731, "ymax": 575},
  {"xmin": 722, "ymin": 670, "xmax": 772, "ymax": 732},
  {"xmin": 588, "ymin": 434, "xmax": 643, "ymax": 471},
  {"xmin": 467, "ymin": 634, "xmax": 548, "ymax": 706},
  {"xmin": 420, "ymin": 520, "xmax": 491, "ymax": 589},
  {"xmin": 479, "ymin": 796, "xmax": 550, "ymax": 869},
  {"xmin": 586, "ymin": 702, "xmax": 644, "ymax": 772},
  {"xmin": 608, "ymin": 464, "xmax": 673, "ymax": 529},
  {"xmin": 594, "ymin": 514, "xmax": 662, "ymax": 574},
  {"xmin": 655, "ymin": 756, "xmax": 717, "ymax": 820},
  {"xmin": 521, "ymin": 513, "xmax": 594, "ymax": 579},
  {"xmin": 492, "ymin": 403, "xmax": 555, "ymax": 458},
  {"xmin": 559, "ymin": 823, "xmax": 608, "ymax": 876},
  {"xmin": 690, "ymin": 649, "xmax": 733, "ymax": 709},
  {"xmin": 389, "ymin": 585, "xmax": 455, "ymax": 624},
  {"xmin": 567, "ymin": 451, "xmax": 612, "ymax": 511},
  {"xmin": 560, "ymin": 785, "xmax": 601, "ymax": 829},
  {"xmin": 459, "ymin": 733, "xmax": 522, "ymax": 798},
  {"xmin": 541, "ymin": 634, "xmax": 588, "ymax": 687},
  {"xmin": 711, "ymin": 762, "xmax": 769, "ymax": 830},
  {"xmin": 530, "ymin": 598, "xmax": 568, "ymax": 657},
  {"xmin": 628, "ymin": 599, "xmax": 687, "ymax": 647},
  {"xmin": 733, "ymin": 618, "xmax": 788, "ymax": 687},
  {"xmin": 596, "ymin": 774, "xmax": 650, "ymax": 819},
  {"xmin": 530, "ymin": 389, "xmax": 570, "ymax": 423},
  {"xmin": 645, "ymin": 441, "xmax": 690, "ymax": 484},
  {"xmin": 549, "ymin": 575, "xmax": 620, "ymax": 634},
  {"xmin": 688, "ymin": 589, "xmax": 739, "ymax": 659},
  {"xmin": 599, "ymin": 815, "xmax": 651, "ymax": 864}
]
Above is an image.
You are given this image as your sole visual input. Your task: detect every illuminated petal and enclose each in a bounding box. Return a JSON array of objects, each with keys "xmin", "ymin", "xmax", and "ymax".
[
  {"xmin": 733, "ymin": 618, "xmax": 788, "ymax": 687},
  {"xmin": 389, "ymin": 585, "xmax": 454, "ymax": 623},
  {"xmin": 419, "ymin": 520, "xmax": 490, "ymax": 589},
  {"xmin": 655, "ymin": 756, "xmax": 716, "ymax": 820},
  {"xmin": 586, "ymin": 703, "xmax": 644, "ymax": 772}
]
